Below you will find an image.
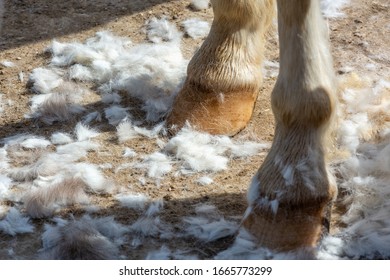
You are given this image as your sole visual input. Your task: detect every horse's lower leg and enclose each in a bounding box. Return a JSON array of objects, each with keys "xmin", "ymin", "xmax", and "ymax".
[
  {"xmin": 243, "ymin": 0, "xmax": 338, "ymax": 252},
  {"xmin": 167, "ymin": 0, "xmax": 275, "ymax": 135}
]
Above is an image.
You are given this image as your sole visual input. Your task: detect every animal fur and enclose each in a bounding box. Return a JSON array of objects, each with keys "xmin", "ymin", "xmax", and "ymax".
[{"xmin": 39, "ymin": 215, "xmax": 126, "ymax": 259}]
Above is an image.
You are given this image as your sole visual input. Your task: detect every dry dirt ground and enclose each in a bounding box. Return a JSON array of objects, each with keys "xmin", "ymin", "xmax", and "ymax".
[{"xmin": 0, "ymin": 0, "xmax": 389, "ymax": 259}]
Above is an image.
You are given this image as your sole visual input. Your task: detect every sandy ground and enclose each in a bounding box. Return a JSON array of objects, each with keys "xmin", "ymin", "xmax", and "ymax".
[{"xmin": 0, "ymin": 0, "xmax": 389, "ymax": 259}]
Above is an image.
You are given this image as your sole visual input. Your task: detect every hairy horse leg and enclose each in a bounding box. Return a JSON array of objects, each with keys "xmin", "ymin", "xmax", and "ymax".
[
  {"xmin": 167, "ymin": 0, "xmax": 275, "ymax": 135},
  {"xmin": 243, "ymin": 0, "xmax": 338, "ymax": 253}
]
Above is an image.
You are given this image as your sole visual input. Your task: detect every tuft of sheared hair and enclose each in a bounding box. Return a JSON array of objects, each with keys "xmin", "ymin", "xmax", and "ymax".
[
  {"xmin": 181, "ymin": 18, "xmax": 210, "ymax": 39},
  {"xmin": 28, "ymin": 68, "xmax": 88, "ymax": 124},
  {"xmin": 39, "ymin": 215, "xmax": 127, "ymax": 259},
  {"xmin": 129, "ymin": 199, "xmax": 172, "ymax": 241},
  {"xmin": 146, "ymin": 17, "xmax": 182, "ymax": 43},
  {"xmin": 163, "ymin": 125, "xmax": 269, "ymax": 172},
  {"xmin": 71, "ymin": 162, "xmax": 111, "ymax": 193},
  {"xmin": 115, "ymin": 193, "xmax": 149, "ymax": 210},
  {"xmin": 111, "ymin": 42, "xmax": 187, "ymax": 122},
  {"xmin": 0, "ymin": 174, "xmax": 12, "ymax": 197},
  {"xmin": 28, "ymin": 91, "xmax": 85, "ymax": 124},
  {"xmin": 134, "ymin": 152, "xmax": 173, "ymax": 178},
  {"xmin": 1, "ymin": 61, "xmax": 15, "ymax": 68},
  {"xmin": 24, "ymin": 177, "xmax": 90, "ymax": 218},
  {"xmin": 263, "ymin": 60, "xmax": 279, "ymax": 78},
  {"xmin": 82, "ymin": 111, "xmax": 102, "ymax": 124},
  {"xmin": 196, "ymin": 176, "xmax": 213, "ymax": 186},
  {"xmin": 164, "ymin": 127, "xmax": 228, "ymax": 172},
  {"xmin": 104, "ymin": 105, "xmax": 130, "ymax": 126},
  {"xmin": 146, "ymin": 245, "xmax": 198, "ymax": 260},
  {"xmin": 320, "ymin": 75, "xmax": 390, "ymax": 259},
  {"xmin": 0, "ymin": 148, "xmax": 9, "ymax": 170},
  {"xmin": 75, "ymin": 122, "xmax": 100, "ymax": 141},
  {"xmin": 48, "ymin": 31, "xmax": 132, "ymax": 72},
  {"xmin": 182, "ymin": 205, "xmax": 238, "ymax": 242},
  {"xmin": 50, "ymin": 132, "xmax": 74, "ymax": 145},
  {"xmin": 28, "ymin": 67, "xmax": 64, "ymax": 95},
  {"xmin": 190, "ymin": 0, "xmax": 210, "ymax": 11},
  {"xmin": 41, "ymin": 29, "xmax": 187, "ymax": 123},
  {"xmin": 9, "ymin": 152, "xmax": 74, "ymax": 182},
  {"xmin": 117, "ymin": 121, "xmax": 165, "ymax": 142},
  {"xmin": 0, "ymin": 207, "xmax": 35, "ymax": 236},
  {"xmin": 101, "ymin": 92, "xmax": 122, "ymax": 104},
  {"xmin": 320, "ymin": 0, "xmax": 350, "ymax": 18},
  {"xmin": 20, "ymin": 136, "xmax": 51, "ymax": 149},
  {"xmin": 122, "ymin": 147, "xmax": 137, "ymax": 158}
]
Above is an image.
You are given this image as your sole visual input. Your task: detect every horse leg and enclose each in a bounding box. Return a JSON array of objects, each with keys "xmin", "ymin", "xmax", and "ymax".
[
  {"xmin": 167, "ymin": 0, "xmax": 275, "ymax": 135},
  {"xmin": 243, "ymin": 0, "xmax": 338, "ymax": 252}
]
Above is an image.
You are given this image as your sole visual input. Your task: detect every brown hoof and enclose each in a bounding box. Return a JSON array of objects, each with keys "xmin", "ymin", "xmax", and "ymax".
[
  {"xmin": 167, "ymin": 83, "xmax": 258, "ymax": 136},
  {"xmin": 242, "ymin": 201, "xmax": 330, "ymax": 252}
]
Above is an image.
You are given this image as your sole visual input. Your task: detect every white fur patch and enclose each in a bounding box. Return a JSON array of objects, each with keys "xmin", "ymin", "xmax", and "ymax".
[
  {"xmin": 20, "ymin": 137, "xmax": 51, "ymax": 149},
  {"xmin": 39, "ymin": 215, "xmax": 127, "ymax": 259},
  {"xmin": 24, "ymin": 177, "xmax": 90, "ymax": 218},
  {"xmin": 196, "ymin": 176, "xmax": 214, "ymax": 186},
  {"xmin": 1, "ymin": 61, "xmax": 15, "ymax": 68},
  {"xmin": 146, "ymin": 245, "xmax": 198, "ymax": 260},
  {"xmin": 190, "ymin": 0, "xmax": 210, "ymax": 11},
  {"xmin": 117, "ymin": 121, "xmax": 164, "ymax": 142},
  {"xmin": 135, "ymin": 152, "xmax": 173, "ymax": 178},
  {"xmin": 75, "ymin": 122, "xmax": 100, "ymax": 141},
  {"xmin": 0, "ymin": 174, "xmax": 12, "ymax": 196},
  {"xmin": 181, "ymin": 18, "xmax": 210, "ymax": 39},
  {"xmin": 122, "ymin": 148, "xmax": 137, "ymax": 158},
  {"xmin": 320, "ymin": 0, "xmax": 350, "ymax": 18},
  {"xmin": 50, "ymin": 132, "xmax": 74, "ymax": 145},
  {"xmin": 183, "ymin": 204, "xmax": 237, "ymax": 242},
  {"xmin": 115, "ymin": 193, "xmax": 149, "ymax": 210},
  {"xmin": 0, "ymin": 208, "xmax": 35, "ymax": 236},
  {"xmin": 129, "ymin": 200, "xmax": 172, "ymax": 240},
  {"xmin": 104, "ymin": 105, "xmax": 130, "ymax": 126},
  {"xmin": 146, "ymin": 17, "xmax": 182, "ymax": 43}
]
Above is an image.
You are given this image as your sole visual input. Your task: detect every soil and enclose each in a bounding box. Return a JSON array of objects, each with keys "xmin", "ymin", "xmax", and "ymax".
[{"xmin": 0, "ymin": 0, "xmax": 389, "ymax": 259}]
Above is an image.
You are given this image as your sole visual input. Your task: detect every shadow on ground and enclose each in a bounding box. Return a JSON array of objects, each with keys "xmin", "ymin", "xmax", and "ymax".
[{"xmin": 0, "ymin": 0, "xmax": 177, "ymax": 51}]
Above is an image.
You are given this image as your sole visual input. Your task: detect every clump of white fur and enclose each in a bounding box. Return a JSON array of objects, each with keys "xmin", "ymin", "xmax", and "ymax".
[
  {"xmin": 50, "ymin": 132, "xmax": 73, "ymax": 145},
  {"xmin": 44, "ymin": 31, "xmax": 187, "ymax": 123},
  {"xmin": 146, "ymin": 17, "xmax": 182, "ymax": 43},
  {"xmin": 134, "ymin": 152, "xmax": 173, "ymax": 178},
  {"xmin": 182, "ymin": 204, "xmax": 238, "ymax": 242},
  {"xmin": 104, "ymin": 105, "xmax": 130, "ymax": 125},
  {"xmin": 146, "ymin": 245, "xmax": 198, "ymax": 260},
  {"xmin": 196, "ymin": 176, "xmax": 213, "ymax": 186},
  {"xmin": 115, "ymin": 193, "xmax": 149, "ymax": 210},
  {"xmin": 19, "ymin": 136, "xmax": 51, "ymax": 149},
  {"xmin": 39, "ymin": 215, "xmax": 127, "ymax": 259},
  {"xmin": 0, "ymin": 208, "xmax": 35, "ymax": 236},
  {"xmin": 5, "ymin": 122, "xmax": 110, "ymax": 218},
  {"xmin": 75, "ymin": 122, "xmax": 100, "ymax": 141},
  {"xmin": 1, "ymin": 61, "xmax": 15, "ymax": 68},
  {"xmin": 24, "ymin": 178, "xmax": 90, "ymax": 218},
  {"xmin": 129, "ymin": 199, "xmax": 172, "ymax": 247},
  {"xmin": 117, "ymin": 121, "xmax": 165, "ymax": 142},
  {"xmin": 164, "ymin": 125, "xmax": 269, "ymax": 172},
  {"xmin": 28, "ymin": 67, "xmax": 63, "ymax": 95},
  {"xmin": 26, "ymin": 79, "xmax": 86, "ymax": 124},
  {"xmin": 0, "ymin": 174, "xmax": 12, "ymax": 197},
  {"xmin": 190, "ymin": 0, "xmax": 210, "ymax": 11},
  {"xmin": 181, "ymin": 19, "xmax": 210, "ymax": 39},
  {"xmin": 320, "ymin": 0, "xmax": 350, "ymax": 18},
  {"xmin": 320, "ymin": 75, "xmax": 390, "ymax": 259}
]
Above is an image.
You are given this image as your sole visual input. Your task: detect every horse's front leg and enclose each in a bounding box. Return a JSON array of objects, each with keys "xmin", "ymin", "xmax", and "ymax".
[
  {"xmin": 167, "ymin": 0, "xmax": 275, "ymax": 135},
  {"xmin": 243, "ymin": 0, "xmax": 338, "ymax": 254}
]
